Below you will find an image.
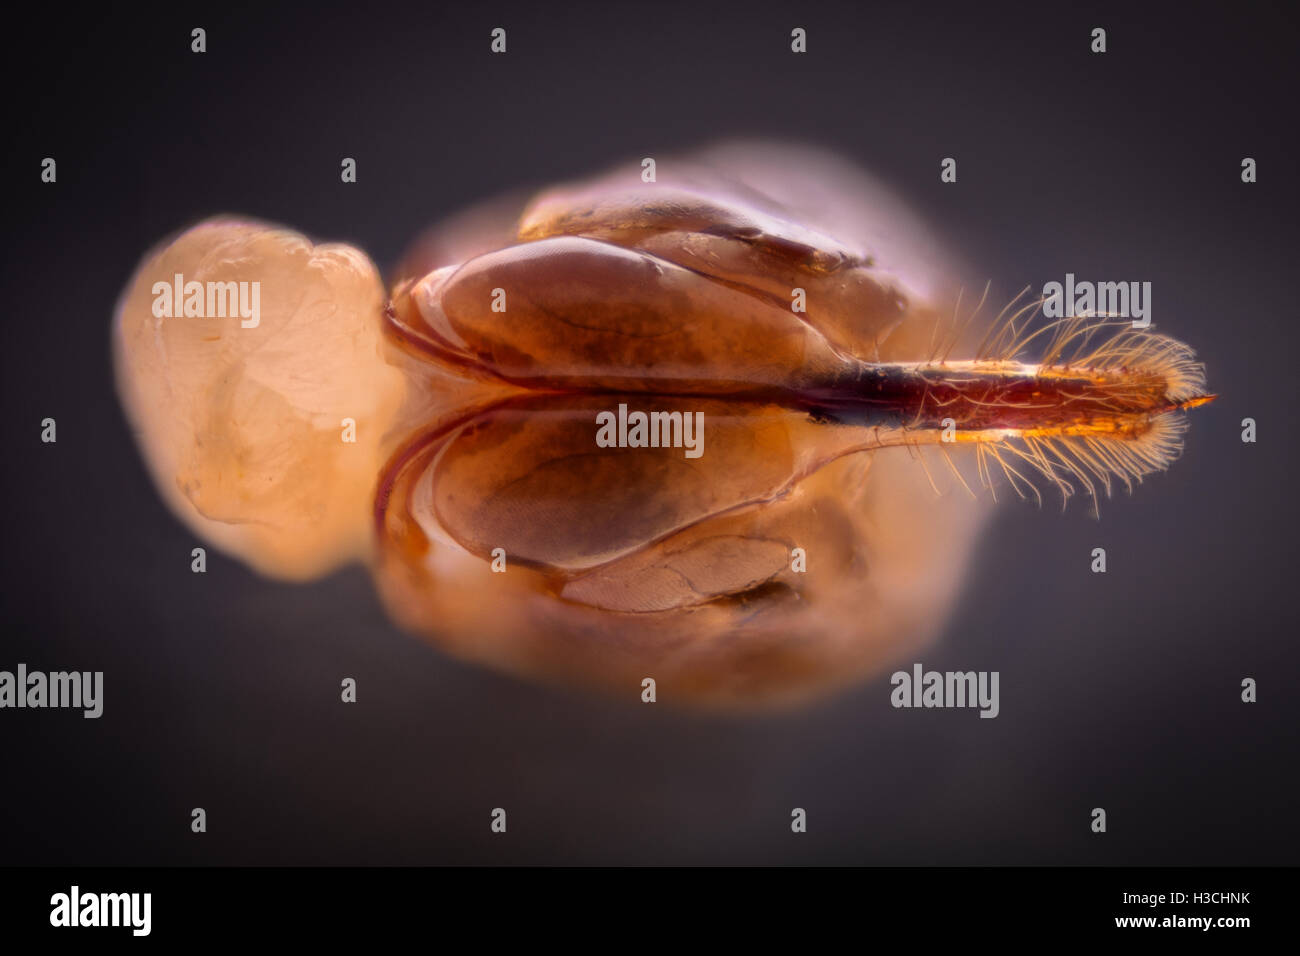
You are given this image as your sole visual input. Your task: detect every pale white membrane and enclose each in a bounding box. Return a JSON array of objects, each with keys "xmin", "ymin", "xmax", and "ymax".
[{"xmin": 113, "ymin": 220, "xmax": 407, "ymax": 579}]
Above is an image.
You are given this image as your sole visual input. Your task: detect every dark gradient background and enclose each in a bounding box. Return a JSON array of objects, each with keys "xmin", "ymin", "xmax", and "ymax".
[{"xmin": 2, "ymin": 0, "xmax": 1296, "ymax": 864}]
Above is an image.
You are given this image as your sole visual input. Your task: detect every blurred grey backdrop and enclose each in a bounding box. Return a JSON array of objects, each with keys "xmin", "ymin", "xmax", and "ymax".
[{"xmin": 1, "ymin": 0, "xmax": 1296, "ymax": 864}]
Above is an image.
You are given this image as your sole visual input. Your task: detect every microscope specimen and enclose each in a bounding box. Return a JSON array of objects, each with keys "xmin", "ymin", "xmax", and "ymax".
[{"xmin": 113, "ymin": 144, "xmax": 1212, "ymax": 706}]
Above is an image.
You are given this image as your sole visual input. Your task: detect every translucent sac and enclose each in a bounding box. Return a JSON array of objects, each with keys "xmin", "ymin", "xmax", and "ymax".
[{"xmin": 113, "ymin": 220, "xmax": 407, "ymax": 579}]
